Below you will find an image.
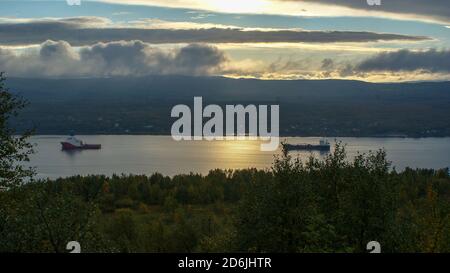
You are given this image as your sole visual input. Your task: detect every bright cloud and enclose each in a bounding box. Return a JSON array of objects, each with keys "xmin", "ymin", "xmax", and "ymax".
[{"xmin": 98, "ymin": 0, "xmax": 450, "ymax": 24}]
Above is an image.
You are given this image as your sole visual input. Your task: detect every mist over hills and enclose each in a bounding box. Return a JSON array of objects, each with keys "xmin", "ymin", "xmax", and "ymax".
[{"xmin": 7, "ymin": 76, "xmax": 450, "ymax": 137}]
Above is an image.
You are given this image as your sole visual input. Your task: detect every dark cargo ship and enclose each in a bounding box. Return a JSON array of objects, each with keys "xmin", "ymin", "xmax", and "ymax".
[{"xmin": 283, "ymin": 139, "xmax": 331, "ymax": 152}]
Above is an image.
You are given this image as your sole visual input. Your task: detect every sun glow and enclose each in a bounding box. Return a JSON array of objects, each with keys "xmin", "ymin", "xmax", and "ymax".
[
  {"xmin": 206, "ymin": 0, "xmax": 270, "ymax": 14},
  {"xmin": 99, "ymin": 0, "xmax": 372, "ymax": 18}
]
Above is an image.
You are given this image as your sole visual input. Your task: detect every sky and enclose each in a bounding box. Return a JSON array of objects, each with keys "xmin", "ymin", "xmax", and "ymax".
[{"xmin": 0, "ymin": 0, "xmax": 449, "ymax": 82}]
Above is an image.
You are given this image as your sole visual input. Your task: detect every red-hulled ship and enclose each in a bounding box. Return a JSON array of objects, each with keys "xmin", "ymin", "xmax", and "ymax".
[{"xmin": 61, "ymin": 135, "xmax": 101, "ymax": 150}]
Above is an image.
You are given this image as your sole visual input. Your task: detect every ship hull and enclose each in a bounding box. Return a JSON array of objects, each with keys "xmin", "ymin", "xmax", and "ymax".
[
  {"xmin": 284, "ymin": 144, "xmax": 331, "ymax": 152},
  {"xmin": 61, "ymin": 142, "xmax": 101, "ymax": 150}
]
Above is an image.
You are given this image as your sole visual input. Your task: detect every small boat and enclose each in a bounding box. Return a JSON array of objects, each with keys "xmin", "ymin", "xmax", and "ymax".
[
  {"xmin": 61, "ymin": 134, "xmax": 101, "ymax": 150},
  {"xmin": 283, "ymin": 139, "xmax": 331, "ymax": 152}
]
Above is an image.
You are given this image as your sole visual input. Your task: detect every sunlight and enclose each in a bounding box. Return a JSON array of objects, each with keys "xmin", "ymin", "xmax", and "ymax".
[
  {"xmin": 206, "ymin": 0, "xmax": 270, "ymax": 14},
  {"xmin": 222, "ymin": 139, "xmax": 260, "ymax": 151},
  {"xmin": 100, "ymin": 0, "xmax": 364, "ymax": 17}
]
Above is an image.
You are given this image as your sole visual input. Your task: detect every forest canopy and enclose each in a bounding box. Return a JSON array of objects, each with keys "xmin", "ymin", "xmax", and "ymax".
[{"xmin": 1, "ymin": 144, "xmax": 449, "ymax": 253}]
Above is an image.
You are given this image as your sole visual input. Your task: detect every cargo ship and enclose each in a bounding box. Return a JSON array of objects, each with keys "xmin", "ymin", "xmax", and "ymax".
[
  {"xmin": 61, "ymin": 134, "xmax": 101, "ymax": 150},
  {"xmin": 283, "ymin": 139, "xmax": 331, "ymax": 152}
]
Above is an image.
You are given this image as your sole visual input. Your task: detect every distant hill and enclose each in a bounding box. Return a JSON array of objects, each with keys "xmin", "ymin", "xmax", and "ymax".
[{"xmin": 7, "ymin": 76, "xmax": 450, "ymax": 137}]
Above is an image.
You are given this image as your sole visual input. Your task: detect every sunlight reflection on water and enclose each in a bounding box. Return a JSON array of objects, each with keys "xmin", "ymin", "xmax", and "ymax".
[{"xmin": 26, "ymin": 136, "xmax": 450, "ymax": 179}]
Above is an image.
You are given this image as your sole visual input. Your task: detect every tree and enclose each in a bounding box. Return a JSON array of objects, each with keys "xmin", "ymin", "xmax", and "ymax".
[
  {"xmin": 0, "ymin": 184, "xmax": 104, "ymax": 253},
  {"xmin": 234, "ymin": 144, "xmax": 402, "ymax": 253},
  {"xmin": 0, "ymin": 72, "xmax": 34, "ymax": 188},
  {"xmin": 0, "ymin": 74, "xmax": 105, "ymax": 253}
]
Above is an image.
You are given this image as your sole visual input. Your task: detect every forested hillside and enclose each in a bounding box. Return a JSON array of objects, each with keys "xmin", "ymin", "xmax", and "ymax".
[{"xmin": 7, "ymin": 76, "xmax": 450, "ymax": 137}]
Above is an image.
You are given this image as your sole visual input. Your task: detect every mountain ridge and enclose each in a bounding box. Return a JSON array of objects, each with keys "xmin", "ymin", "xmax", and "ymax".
[{"xmin": 7, "ymin": 76, "xmax": 450, "ymax": 137}]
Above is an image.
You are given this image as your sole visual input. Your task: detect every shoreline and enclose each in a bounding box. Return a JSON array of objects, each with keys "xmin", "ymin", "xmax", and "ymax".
[{"xmin": 27, "ymin": 134, "xmax": 450, "ymax": 139}]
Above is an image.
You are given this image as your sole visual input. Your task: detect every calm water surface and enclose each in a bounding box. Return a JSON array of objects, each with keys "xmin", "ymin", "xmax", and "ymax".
[{"xmin": 27, "ymin": 136, "xmax": 450, "ymax": 179}]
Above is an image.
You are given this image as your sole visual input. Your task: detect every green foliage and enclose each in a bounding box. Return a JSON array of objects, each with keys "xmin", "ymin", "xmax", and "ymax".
[
  {"xmin": 2, "ymin": 146, "xmax": 450, "ymax": 253},
  {"xmin": 233, "ymin": 144, "xmax": 450, "ymax": 253},
  {"xmin": 1, "ymin": 144, "xmax": 449, "ymax": 252},
  {"xmin": 0, "ymin": 183, "xmax": 103, "ymax": 252},
  {"xmin": 0, "ymin": 76, "xmax": 104, "ymax": 252},
  {"xmin": 0, "ymin": 73, "xmax": 34, "ymax": 188},
  {"xmin": 4, "ymin": 145, "xmax": 449, "ymax": 253}
]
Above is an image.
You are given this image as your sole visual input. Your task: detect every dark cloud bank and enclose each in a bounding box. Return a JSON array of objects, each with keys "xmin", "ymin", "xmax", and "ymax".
[
  {"xmin": 356, "ymin": 49, "xmax": 450, "ymax": 72},
  {"xmin": 284, "ymin": 0, "xmax": 450, "ymax": 23},
  {"xmin": 1, "ymin": 40, "xmax": 448, "ymax": 78},
  {"xmin": 0, "ymin": 17, "xmax": 429, "ymax": 46}
]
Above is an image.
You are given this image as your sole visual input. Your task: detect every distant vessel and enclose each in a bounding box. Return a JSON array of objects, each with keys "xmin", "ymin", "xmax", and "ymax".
[
  {"xmin": 61, "ymin": 134, "xmax": 101, "ymax": 150},
  {"xmin": 283, "ymin": 139, "xmax": 331, "ymax": 152}
]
